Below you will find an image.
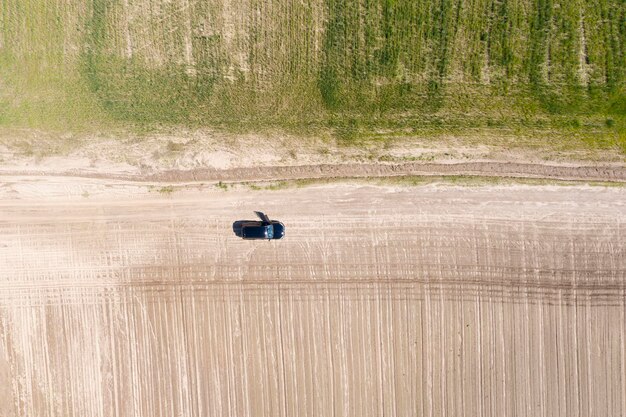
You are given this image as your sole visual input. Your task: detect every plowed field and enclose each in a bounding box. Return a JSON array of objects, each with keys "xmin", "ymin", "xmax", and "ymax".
[{"xmin": 0, "ymin": 184, "xmax": 624, "ymax": 416}]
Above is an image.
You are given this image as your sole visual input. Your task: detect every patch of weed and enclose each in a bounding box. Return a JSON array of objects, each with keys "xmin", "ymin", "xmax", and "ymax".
[
  {"xmin": 166, "ymin": 141, "xmax": 184, "ymax": 152},
  {"xmin": 157, "ymin": 186, "xmax": 175, "ymax": 194}
]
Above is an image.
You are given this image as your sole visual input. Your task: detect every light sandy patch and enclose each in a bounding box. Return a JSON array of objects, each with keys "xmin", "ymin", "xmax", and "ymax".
[
  {"xmin": 0, "ymin": 335, "xmax": 16, "ymax": 417},
  {"xmin": 1, "ymin": 129, "xmax": 624, "ymax": 181}
]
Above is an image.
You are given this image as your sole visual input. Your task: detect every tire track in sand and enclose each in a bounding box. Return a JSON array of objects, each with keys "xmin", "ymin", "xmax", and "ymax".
[{"xmin": 1, "ymin": 161, "xmax": 625, "ymax": 183}]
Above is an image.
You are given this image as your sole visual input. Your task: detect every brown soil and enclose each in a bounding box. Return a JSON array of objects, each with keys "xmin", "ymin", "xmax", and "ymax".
[
  {"xmin": 0, "ymin": 184, "xmax": 624, "ymax": 416},
  {"xmin": 2, "ymin": 161, "xmax": 626, "ymax": 184}
]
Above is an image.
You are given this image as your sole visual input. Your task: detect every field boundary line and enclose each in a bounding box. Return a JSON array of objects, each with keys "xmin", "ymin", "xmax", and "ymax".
[{"xmin": 1, "ymin": 161, "xmax": 625, "ymax": 183}]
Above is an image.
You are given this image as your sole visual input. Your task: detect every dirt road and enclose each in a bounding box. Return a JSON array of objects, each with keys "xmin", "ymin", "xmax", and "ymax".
[
  {"xmin": 0, "ymin": 183, "xmax": 625, "ymax": 416},
  {"xmin": 3, "ymin": 161, "xmax": 626, "ymax": 183}
]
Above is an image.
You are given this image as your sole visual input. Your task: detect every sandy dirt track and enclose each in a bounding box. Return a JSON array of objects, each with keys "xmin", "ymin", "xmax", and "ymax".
[
  {"xmin": 2, "ymin": 161, "xmax": 626, "ymax": 183},
  {"xmin": 0, "ymin": 184, "xmax": 625, "ymax": 416},
  {"xmin": 143, "ymin": 161, "xmax": 626, "ymax": 183}
]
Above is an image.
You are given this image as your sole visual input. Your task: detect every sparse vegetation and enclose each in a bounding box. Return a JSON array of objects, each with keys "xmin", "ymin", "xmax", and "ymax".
[
  {"xmin": 166, "ymin": 141, "xmax": 184, "ymax": 152},
  {"xmin": 243, "ymin": 175, "xmax": 625, "ymax": 190},
  {"xmin": 157, "ymin": 186, "xmax": 175, "ymax": 194},
  {"xmin": 0, "ymin": 0, "xmax": 624, "ymax": 153}
]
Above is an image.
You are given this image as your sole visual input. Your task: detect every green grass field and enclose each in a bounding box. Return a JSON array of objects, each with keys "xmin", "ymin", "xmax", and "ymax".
[{"xmin": 1, "ymin": 0, "xmax": 624, "ymax": 153}]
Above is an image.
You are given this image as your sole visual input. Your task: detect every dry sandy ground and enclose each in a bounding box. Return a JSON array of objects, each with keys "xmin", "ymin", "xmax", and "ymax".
[
  {"xmin": 2, "ymin": 128, "xmax": 625, "ymax": 182},
  {"xmin": 0, "ymin": 182, "xmax": 625, "ymax": 417}
]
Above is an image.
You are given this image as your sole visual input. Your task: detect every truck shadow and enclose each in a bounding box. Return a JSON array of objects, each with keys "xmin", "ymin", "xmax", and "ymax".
[
  {"xmin": 232, "ymin": 220, "xmax": 259, "ymax": 237},
  {"xmin": 233, "ymin": 212, "xmax": 268, "ymax": 237}
]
